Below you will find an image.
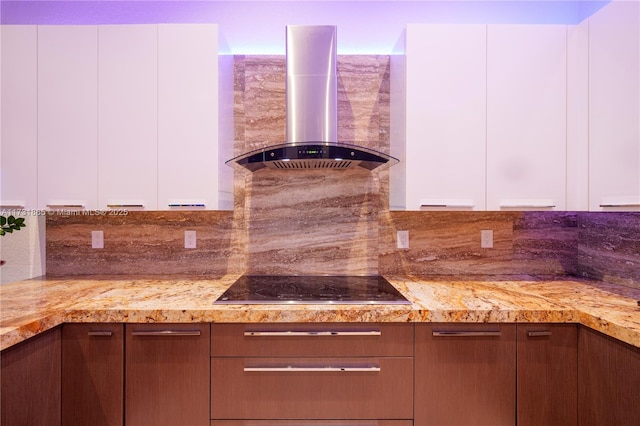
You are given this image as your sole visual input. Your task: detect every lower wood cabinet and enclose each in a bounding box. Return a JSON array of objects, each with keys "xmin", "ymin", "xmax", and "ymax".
[
  {"xmin": 3, "ymin": 320, "xmax": 639, "ymax": 426},
  {"xmin": 210, "ymin": 323, "xmax": 414, "ymax": 423},
  {"xmin": 125, "ymin": 323, "xmax": 210, "ymax": 426},
  {"xmin": 415, "ymin": 323, "xmax": 517, "ymax": 426},
  {"xmin": 578, "ymin": 326, "xmax": 640, "ymax": 426},
  {"xmin": 416, "ymin": 323, "xmax": 578, "ymax": 426},
  {"xmin": 0, "ymin": 327, "xmax": 61, "ymax": 426},
  {"xmin": 517, "ymin": 324, "xmax": 577, "ymax": 426},
  {"xmin": 62, "ymin": 323, "xmax": 124, "ymax": 426},
  {"xmin": 211, "ymin": 421, "xmax": 413, "ymax": 426}
]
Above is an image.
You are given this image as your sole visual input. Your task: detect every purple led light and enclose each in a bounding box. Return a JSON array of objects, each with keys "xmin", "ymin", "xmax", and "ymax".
[{"xmin": 0, "ymin": 1, "xmax": 611, "ymax": 54}]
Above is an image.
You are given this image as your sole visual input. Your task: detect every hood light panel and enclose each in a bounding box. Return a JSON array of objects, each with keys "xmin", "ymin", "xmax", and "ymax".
[{"xmin": 227, "ymin": 142, "xmax": 398, "ymax": 172}]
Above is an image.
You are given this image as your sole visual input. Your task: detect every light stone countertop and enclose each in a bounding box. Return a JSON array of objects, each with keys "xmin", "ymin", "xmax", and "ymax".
[{"xmin": 1, "ymin": 274, "xmax": 639, "ymax": 351}]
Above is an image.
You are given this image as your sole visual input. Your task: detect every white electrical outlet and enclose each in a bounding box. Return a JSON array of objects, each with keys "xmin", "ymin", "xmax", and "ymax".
[
  {"xmin": 91, "ymin": 231, "xmax": 104, "ymax": 249},
  {"xmin": 397, "ymin": 230, "xmax": 409, "ymax": 249},
  {"xmin": 184, "ymin": 230, "xmax": 197, "ymax": 249},
  {"xmin": 481, "ymin": 230, "xmax": 494, "ymax": 248}
]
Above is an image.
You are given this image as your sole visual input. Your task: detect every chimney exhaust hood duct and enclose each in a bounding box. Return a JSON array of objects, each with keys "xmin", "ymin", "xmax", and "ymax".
[{"xmin": 227, "ymin": 25, "xmax": 398, "ymax": 172}]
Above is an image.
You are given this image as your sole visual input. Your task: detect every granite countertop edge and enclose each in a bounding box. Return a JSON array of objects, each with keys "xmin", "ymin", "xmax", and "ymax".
[{"xmin": 1, "ymin": 274, "xmax": 639, "ymax": 351}]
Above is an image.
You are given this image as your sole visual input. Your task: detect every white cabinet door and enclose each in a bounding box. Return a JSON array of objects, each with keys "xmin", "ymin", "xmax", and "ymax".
[
  {"xmin": 588, "ymin": 1, "xmax": 640, "ymax": 211},
  {"xmin": 1, "ymin": 26, "xmax": 38, "ymax": 209},
  {"xmin": 404, "ymin": 24, "xmax": 487, "ymax": 211},
  {"xmin": 98, "ymin": 25, "xmax": 158, "ymax": 210},
  {"xmin": 157, "ymin": 24, "xmax": 220, "ymax": 210},
  {"xmin": 37, "ymin": 26, "xmax": 98, "ymax": 210},
  {"xmin": 487, "ymin": 25, "xmax": 567, "ymax": 211}
]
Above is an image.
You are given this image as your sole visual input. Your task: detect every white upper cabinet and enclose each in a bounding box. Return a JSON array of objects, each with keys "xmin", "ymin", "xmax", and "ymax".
[
  {"xmin": 402, "ymin": 24, "xmax": 487, "ymax": 211},
  {"xmin": 98, "ymin": 25, "xmax": 158, "ymax": 210},
  {"xmin": 3, "ymin": 24, "xmax": 231, "ymax": 211},
  {"xmin": 157, "ymin": 24, "xmax": 224, "ymax": 210},
  {"xmin": 588, "ymin": 0, "xmax": 640, "ymax": 211},
  {"xmin": 397, "ymin": 23, "xmax": 568, "ymax": 211},
  {"xmin": 37, "ymin": 26, "xmax": 99, "ymax": 210},
  {"xmin": 1, "ymin": 26, "xmax": 38, "ymax": 209},
  {"xmin": 486, "ymin": 24, "xmax": 567, "ymax": 211}
]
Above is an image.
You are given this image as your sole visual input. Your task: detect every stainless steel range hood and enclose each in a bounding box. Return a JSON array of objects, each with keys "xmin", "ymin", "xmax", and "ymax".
[{"xmin": 227, "ymin": 25, "xmax": 398, "ymax": 172}]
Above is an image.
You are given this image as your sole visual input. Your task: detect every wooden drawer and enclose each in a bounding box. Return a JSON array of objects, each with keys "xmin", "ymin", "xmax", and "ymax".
[
  {"xmin": 211, "ymin": 357, "xmax": 413, "ymax": 420},
  {"xmin": 211, "ymin": 421, "xmax": 413, "ymax": 426},
  {"xmin": 211, "ymin": 323, "xmax": 413, "ymax": 357}
]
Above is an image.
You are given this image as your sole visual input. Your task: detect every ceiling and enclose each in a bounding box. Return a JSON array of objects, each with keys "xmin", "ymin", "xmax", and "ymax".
[{"xmin": 0, "ymin": 1, "xmax": 611, "ymax": 53}]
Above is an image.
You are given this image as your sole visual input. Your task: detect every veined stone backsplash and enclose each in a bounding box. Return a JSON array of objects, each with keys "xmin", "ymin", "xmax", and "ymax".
[
  {"xmin": 46, "ymin": 209, "xmax": 640, "ymax": 290},
  {"xmin": 44, "ymin": 55, "xmax": 640, "ymax": 289},
  {"xmin": 577, "ymin": 213, "xmax": 640, "ymax": 288},
  {"xmin": 230, "ymin": 55, "xmax": 392, "ymax": 276}
]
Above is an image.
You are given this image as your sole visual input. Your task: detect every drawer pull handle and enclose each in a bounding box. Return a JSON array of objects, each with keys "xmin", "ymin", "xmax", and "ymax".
[
  {"xmin": 244, "ymin": 330, "xmax": 381, "ymax": 337},
  {"xmin": 87, "ymin": 331, "xmax": 113, "ymax": 337},
  {"xmin": 432, "ymin": 331, "xmax": 501, "ymax": 337},
  {"xmin": 527, "ymin": 331, "xmax": 552, "ymax": 337},
  {"xmin": 131, "ymin": 330, "xmax": 201, "ymax": 336},
  {"xmin": 244, "ymin": 366, "xmax": 381, "ymax": 373}
]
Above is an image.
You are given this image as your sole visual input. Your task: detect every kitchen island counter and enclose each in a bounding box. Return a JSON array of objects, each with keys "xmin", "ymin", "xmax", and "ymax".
[{"xmin": 1, "ymin": 274, "xmax": 639, "ymax": 350}]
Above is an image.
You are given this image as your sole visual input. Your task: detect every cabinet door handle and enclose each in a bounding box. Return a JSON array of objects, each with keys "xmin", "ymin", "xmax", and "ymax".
[
  {"xmin": 500, "ymin": 204, "xmax": 556, "ymax": 209},
  {"xmin": 432, "ymin": 331, "xmax": 501, "ymax": 337},
  {"xmin": 420, "ymin": 204, "xmax": 475, "ymax": 208},
  {"xmin": 244, "ymin": 330, "xmax": 381, "ymax": 337},
  {"xmin": 599, "ymin": 203, "xmax": 640, "ymax": 208},
  {"xmin": 244, "ymin": 366, "xmax": 381, "ymax": 373},
  {"xmin": 499, "ymin": 199, "xmax": 555, "ymax": 209},
  {"xmin": 527, "ymin": 331, "xmax": 552, "ymax": 337},
  {"xmin": 106, "ymin": 204, "xmax": 144, "ymax": 208},
  {"xmin": 168, "ymin": 203, "xmax": 206, "ymax": 208},
  {"xmin": 131, "ymin": 330, "xmax": 201, "ymax": 336},
  {"xmin": 46, "ymin": 204, "xmax": 85, "ymax": 209},
  {"xmin": 87, "ymin": 331, "xmax": 113, "ymax": 337}
]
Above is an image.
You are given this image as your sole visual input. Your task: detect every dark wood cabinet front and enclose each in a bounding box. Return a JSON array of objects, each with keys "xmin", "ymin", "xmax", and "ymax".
[
  {"xmin": 517, "ymin": 324, "xmax": 577, "ymax": 426},
  {"xmin": 125, "ymin": 323, "xmax": 210, "ymax": 426},
  {"xmin": 211, "ymin": 356, "xmax": 413, "ymax": 420},
  {"xmin": 62, "ymin": 323, "xmax": 124, "ymax": 426},
  {"xmin": 578, "ymin": 326, "xmax": 640, "ymax": 426},
  {"xmin": 211, "ymin": 323, "xmax": 414, "ymax": 357},
  {"xmin": 211, "ymin": 323, "xmax": 414, "ymax": 422},
  {"xmin": 415, "ymin": 323, "xmax": 517, "ymax": 426},
  {"xmin": 0, "ymin": 327, "xmax": 61, "ymax": 426},
  {"xmin": 211, "ymin": 421, "xmax": 414, "ymax": 426}
]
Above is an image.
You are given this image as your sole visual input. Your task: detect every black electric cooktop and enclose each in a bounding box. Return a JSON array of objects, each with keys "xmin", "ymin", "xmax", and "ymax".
[{"xmin": 214, "ymin": 275, "xmax": 411, "ymax": 305}]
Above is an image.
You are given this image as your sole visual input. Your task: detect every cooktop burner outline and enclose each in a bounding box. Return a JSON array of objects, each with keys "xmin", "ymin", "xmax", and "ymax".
[{"xmin": 214, "ymin": 275, "xmax": 411, "ymax": 305}]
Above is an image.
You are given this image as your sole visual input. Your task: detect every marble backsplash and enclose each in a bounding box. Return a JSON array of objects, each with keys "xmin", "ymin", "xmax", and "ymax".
[
  {"xmin": 46, "ymin": 209, "xmax": 640, "ymax": 290},
  {"xmin": 43, "ymin": 54, "xmax": 640, "ymax": 289},
  {"xmin": 576, "ymin": 212, "xmax": 640, "ymax": 288}
]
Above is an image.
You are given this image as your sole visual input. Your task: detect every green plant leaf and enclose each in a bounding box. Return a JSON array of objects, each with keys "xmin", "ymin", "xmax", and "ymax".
[{"xmin": 0, "ymin": 215, "xmax": 27, "ymax": 236}]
